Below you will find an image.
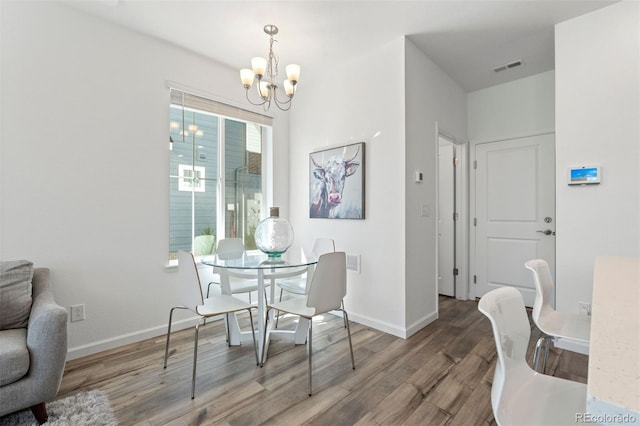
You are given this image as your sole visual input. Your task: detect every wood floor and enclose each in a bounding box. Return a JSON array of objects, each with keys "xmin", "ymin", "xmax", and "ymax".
[{"xmin": 55, "ymin": 296, "xmax": 588, "ymax": 425}]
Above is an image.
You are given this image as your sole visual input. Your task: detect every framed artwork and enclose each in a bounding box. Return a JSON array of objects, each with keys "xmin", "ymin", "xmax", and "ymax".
[{"xmin": 309, "ymin": 142, "xmax": 365, "ymax": 219}]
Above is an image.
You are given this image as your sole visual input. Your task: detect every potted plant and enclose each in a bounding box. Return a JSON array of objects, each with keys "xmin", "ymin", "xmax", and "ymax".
[{"xmin": 194, "ymin": 226, "xmax": 216, "ymax": 256}]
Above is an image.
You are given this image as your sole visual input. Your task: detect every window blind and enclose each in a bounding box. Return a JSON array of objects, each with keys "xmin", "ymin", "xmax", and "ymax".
[{"xmin": 169, "ymin": 89, "xmax": 273, "ymax": 127}]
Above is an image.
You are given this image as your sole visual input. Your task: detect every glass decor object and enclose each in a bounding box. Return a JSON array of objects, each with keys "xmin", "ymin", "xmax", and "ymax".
[{"xmin": 254, "ymin": 207, "xmax": 294, "ymax": 257}]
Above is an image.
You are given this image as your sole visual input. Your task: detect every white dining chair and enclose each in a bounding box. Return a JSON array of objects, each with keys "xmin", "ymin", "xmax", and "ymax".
[
  {"xmin": 206, "ymin": 238, "xmax": 263, "ymax": 303},
  {"xmin": 275, "ymin": 238, "xmax": 335, "ymax": 301},
  {"xmin": 263, "ymin": 251, "xmax": 355, "ymax": 396},
  {"xmin": 163, "ymin": 251, "xmax": 258, "ymax": 399},
  {"xmin": 478, "ymin": 287, "xmax": 587, "ymax": 425},
  {"xmin": 525, "ymin": 259, "xmax": 590, "ymax": 373}
]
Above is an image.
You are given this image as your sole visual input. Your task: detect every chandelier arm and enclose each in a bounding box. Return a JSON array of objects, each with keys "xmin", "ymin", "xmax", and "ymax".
[
  {"xmin": 273, "ymin": 99, "xmax": 292, "ymax": 111},
  {"xmin": 254, "ymin": 79, "xmax": 267, "ymax": 102},
  {"xmin": 244, "ymin": 88, "xmax": 269, "ymax": 107},
  {"xmin": 271, "ymin": 84, "xmax": 293, "ymax": 105}
]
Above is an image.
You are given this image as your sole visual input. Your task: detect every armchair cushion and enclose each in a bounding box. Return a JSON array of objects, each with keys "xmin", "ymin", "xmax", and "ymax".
[
  {"xmin": 0, "ymin": 260, "xmax": 34, "ymax": 330},
  {"xmin": 0, "ymin": 328, "xmax": 29, "ymax": 386}
]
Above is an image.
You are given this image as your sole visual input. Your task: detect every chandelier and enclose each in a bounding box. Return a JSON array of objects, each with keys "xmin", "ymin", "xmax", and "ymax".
[{"xmin": 240, "ymin": 25, "xmax": 300, "ymax": 112}]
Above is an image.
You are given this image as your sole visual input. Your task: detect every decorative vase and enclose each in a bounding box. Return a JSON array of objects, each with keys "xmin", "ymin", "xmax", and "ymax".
[{"xmin": 254, "ymin": 207, "xmax": 294, "ymax": 258}]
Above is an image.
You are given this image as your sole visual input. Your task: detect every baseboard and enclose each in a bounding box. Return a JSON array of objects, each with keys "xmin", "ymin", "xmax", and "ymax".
[
  {"xmin": 65, "ymin": 315, "xmax": 222, "ymax": 361},
  {"xmin": 347, "ymin": 309, "xmax": 438, "ymax": 339},
  {"xmin": 66, "ymin": 309, "xmax": 440, "ymax": 360},
  {"xmin": 405, "ymin": 310, "xmax": 439, "ymax": 338}
]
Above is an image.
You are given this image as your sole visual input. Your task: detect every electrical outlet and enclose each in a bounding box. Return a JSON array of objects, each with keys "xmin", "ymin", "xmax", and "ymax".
[
  {"xmin": 577, "ymin": 302, "xmax": 591, "ymax": 317},
  {"xmin": 70, "ymin": 304, "xmax": 85, "ymax": 322}
]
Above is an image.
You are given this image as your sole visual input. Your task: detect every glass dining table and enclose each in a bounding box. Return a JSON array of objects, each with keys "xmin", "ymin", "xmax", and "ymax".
[{"xmin": 201, "ymin": 250, "xmax": 317, "ymax": 364}]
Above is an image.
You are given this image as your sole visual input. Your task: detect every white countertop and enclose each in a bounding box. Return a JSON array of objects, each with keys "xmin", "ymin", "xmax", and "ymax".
[{"xmin": 588, "ymin": 256, "xmax": 640, "ymax": 425}]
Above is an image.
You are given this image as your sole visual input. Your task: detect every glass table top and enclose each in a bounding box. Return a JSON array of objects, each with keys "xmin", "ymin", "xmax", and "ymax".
[{"xmin": 200, "ymin": 250, "xmax": 317, "ymax": 270}]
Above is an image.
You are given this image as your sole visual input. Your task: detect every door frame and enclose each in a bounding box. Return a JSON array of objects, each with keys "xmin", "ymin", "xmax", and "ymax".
[
  {"xmin": 435, "ymin": 123, "xmax": 469, "ymax": 300},
  {"xmin": 469, "ymin": 130, "xmax": 555, "ymax": 301}
]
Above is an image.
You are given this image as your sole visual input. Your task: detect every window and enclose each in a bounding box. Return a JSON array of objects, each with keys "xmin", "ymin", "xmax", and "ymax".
[
  {"xmin": 169, "ymin": 89, "xmax": 272, "ymax": 260},
  {"xmin": 178, "ymin": 164, "xmax": 205, "ymax": 192}
]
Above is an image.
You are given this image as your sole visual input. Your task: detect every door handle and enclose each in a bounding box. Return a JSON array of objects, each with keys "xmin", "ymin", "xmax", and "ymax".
[{"xmin": 536, "ymin": 229, "xmax": 555, "ymax": 236}]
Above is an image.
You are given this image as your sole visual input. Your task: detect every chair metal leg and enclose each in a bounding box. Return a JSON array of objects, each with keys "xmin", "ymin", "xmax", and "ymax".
[
  {"xmin": 542, "ymin": 337, "xmax": 551, "ymax": 373},
  {"xmin": 164, "ymin": 306, "xmax": 188, "ymax": 368},
  {"xmin": 224, "ymin": 313, "xmax": 230, "ymax": 346},
  {"xmin": 308, "ymin": 317, "xmax": 313, "ymax": 396},
  {"xmin": 533, "ymin": 337, "xmax": 543, "ymax": 372},
  {"xmin": 341, "ymin": 301, "xmax": 348, "ymax": 328},
  {"xmin": 248, "ymin": 309, "xmax": 259, "ymax": 365},
  {"xmin": 275, "ymin": 289, "xmax": 284, "ymax": 328},
  {"xmin": 533, "ymin": 336, "xmax": 545, "ymax": 372},
  {"xmin": 204, "ymin": 282, "xmax": 214, "ymax": 325},
  {"xmin": 343, "ymin": 310, "xmax": 356, "ymax": 370},
  {"xmin": 191, "ymin": 319, "xmax": 201, "ymax": 399},
  {"xmin": 533, "ymin": 335, "xmax": 553, "ymax": 373},
  {"xmin": 261, "ymin": 308, "xmax": 271, "ymax": 366}
]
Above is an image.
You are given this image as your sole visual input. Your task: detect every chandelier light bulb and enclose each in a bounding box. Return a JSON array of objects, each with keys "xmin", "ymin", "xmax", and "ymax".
[
  {"xmin": 259, "ymin": 81, "xmax": 270, "ymax": 98},
  {"xmin": 251, "ymin": 57, "xmax": 267, "ymax": 77},
  {"xmin": 285, "ymin": 64, "xmax": 300, "ymax": 83},
  {"xmin": 283, "ymin": 80, "xmax": 294, "ymax": 96},
  {"xmin": 240, "ymin": 69, "xmax": 255, "ymax": 87}
]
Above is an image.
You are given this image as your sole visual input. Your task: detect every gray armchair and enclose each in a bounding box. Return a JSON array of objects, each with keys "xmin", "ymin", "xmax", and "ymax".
[{"xmin": 0, "ymin": 267, "xmax": 68, "ymax": 424}]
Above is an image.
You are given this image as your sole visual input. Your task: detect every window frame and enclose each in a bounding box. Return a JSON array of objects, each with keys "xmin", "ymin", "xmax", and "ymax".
[{"xmin": 168, "ymin": 84, "xmax": 273, "ymax": 265}]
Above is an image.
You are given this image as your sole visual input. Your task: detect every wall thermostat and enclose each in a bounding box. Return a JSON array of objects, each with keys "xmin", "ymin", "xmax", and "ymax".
[{"xmin": 568, "ymin": 165, "xmax": 601, "ymax": 185}]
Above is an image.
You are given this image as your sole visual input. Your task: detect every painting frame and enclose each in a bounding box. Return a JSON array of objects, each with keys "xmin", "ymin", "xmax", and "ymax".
[{"xmin": 309, "ymin": 142, "xmax": 365, "ymax": 220}]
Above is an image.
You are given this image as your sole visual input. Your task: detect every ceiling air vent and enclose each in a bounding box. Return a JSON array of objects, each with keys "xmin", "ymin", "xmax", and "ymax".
[{"xmin": 494, "ymin": 60, "xmax": 524, "ymax": 73}]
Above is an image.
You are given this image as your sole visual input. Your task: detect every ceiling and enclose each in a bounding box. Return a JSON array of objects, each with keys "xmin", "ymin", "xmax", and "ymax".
[{"xmin": 66, "ymin": 0, "xmax": 616, "ymax": 92}]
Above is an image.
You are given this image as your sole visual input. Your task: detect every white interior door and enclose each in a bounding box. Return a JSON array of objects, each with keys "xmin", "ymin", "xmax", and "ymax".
[
  {"xmin": 474, "ymin": 133, "xmax": 555, "ymax": 306},
  {"xmin": 438, "ymin": 138, "xmax": 456, "ymax": 297}
]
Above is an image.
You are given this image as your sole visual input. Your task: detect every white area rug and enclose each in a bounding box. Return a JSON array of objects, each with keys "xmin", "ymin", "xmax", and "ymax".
[{"xmin": 0, "ymin": 390, "xmax": 118, "ymax": 426}]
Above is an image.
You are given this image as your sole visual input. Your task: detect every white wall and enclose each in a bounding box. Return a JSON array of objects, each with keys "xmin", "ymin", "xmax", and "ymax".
[
  {"xmin": 404, "ymin": 39, "xmax": 467, "ymax": 332},
  {"xmin": 555, "ymin": 1, "xmax": 640, "ymax": 312},
  {"xmin": 0, "ymin": 1, "xmax": 290, "ymax": 358},
  {"xmin": 288, "ymin": 37, "xmax": 467, "ymax": 338},
  {"xmin": 468, "ymin": 70, "xmax": 555, "ymax": 142},
  {"xmin": 288, "ymin": 38, "xmax": 408, "ymax": 336}
]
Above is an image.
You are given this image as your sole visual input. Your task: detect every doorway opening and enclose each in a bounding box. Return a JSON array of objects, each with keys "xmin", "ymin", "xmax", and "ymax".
[{"xmin": 436, "ymin": 130, "xmax": 468, "ymax": 299}]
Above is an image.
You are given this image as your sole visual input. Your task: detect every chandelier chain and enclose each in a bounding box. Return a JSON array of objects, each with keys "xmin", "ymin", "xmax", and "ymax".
[{"xmin": 268, "ymin": 35, "xmax": 279, "ymax": 81}]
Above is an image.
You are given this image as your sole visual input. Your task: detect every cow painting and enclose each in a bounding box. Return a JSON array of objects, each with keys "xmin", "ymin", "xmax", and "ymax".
[{"xmin": 309, "ymin": 143, "xmax": 364, "ymax": 219}]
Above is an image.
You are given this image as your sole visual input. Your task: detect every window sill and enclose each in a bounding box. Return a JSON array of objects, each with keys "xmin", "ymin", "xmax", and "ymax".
[{"xmin": 164, "ymin": 254, "xmax": 215, "ymax": 271}]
